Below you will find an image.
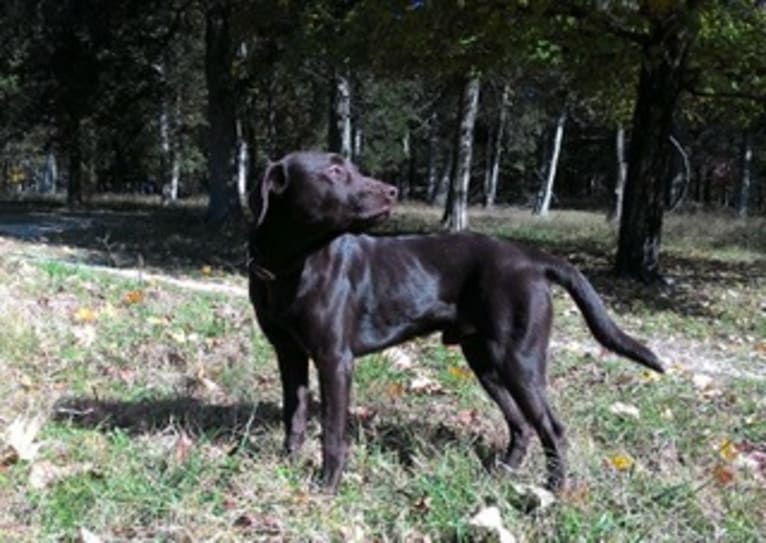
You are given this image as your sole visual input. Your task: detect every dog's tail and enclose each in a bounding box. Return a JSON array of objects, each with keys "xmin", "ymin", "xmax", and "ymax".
[{"xmin": 543, "ymin": 256, "xmax": 664, "ymax": 373}]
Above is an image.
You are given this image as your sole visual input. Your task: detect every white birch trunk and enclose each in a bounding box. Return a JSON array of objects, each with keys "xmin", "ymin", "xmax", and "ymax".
[
  {"xmin": 485, "ymin": 84, "xmax": 510, "ymax": 208},
  {"xmin": 447, "ymin": 75, "xmax": 481, "ymax": 232},
  {"xmin": 236, "ymin": 118, "xmax": 249, "ymax": 213},
  {"xmin": 426, "ymin": 112, "xmax": 439, "ymax": 202},
  {"xmin": 609, "ymin": 125, "xmax": 628, "ymax": 223},
  {"xmin": 329, "ymin": 73, "xmax": 352, "ymax": 158},
  {"xmin": 736, "ymin": 131, "xmax": 752, "ymax": 219},
  {"xmin": 534, "ymin": 112, "xmax": 566, "ymax": 216}
]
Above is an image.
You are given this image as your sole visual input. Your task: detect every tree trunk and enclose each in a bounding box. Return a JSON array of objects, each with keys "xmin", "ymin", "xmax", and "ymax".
[
  {"xmin": 736, "ymin": 130, "xmax": 752, "ymax": 219},
  {"xmin": 66, "ymin": 118, "xmax": 83, "ymax": 205},
  {"xmin": 39, "ymin": 151, "xmax": 58, "ymax": 194},
  {"xmin": 443, "ymin": 74, "xmax": 480, "ymax": 231},
  {"xmin": 426, "ymin": 112, "xmax": 440, "ymax": 202},
  {"xmin": 484, "ymin": 84, "xmax": 510, "ymax": 208},
  {"xmin": 533, "ymin": 112, "xmax": 566, "ymax": 216},
  {"xmin": 236, "ymin": 118, "xmax": 250, "ymax": 213},
  {"xmin": 432, "ymin": 148, "xmax": 452, "ymax": 206},
  {"xmin": 608, "ymin": 125, "xmax": 628, "ymax": 223},
  {"xmin": 204, "ymin": 2, "xmax": 240, "ymax": 224},
  {"xmin": 353, "ymin": 128, "xmax": 363, "ymax": 161},
  {"xmin": 399, "ymin": 131, "xmax": 411, "ymax": 200},
  {"xmin": 615, "ymin": 18, "xmax": 695, "ymax": 282},
  {"xmin": 328, "ymin": 72, "xmax": 352, "ymax": 158}
]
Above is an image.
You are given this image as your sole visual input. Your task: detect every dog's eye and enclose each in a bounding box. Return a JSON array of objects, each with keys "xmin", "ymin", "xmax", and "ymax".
[{"xmin": 325, "ymin": 165, "xmax": 349, "ymax": 184}]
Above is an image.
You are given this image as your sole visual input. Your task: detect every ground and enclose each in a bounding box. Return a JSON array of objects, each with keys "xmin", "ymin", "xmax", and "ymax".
[{"xmin": 0, "ymin": 200, "xmax": 764, "ymax": 541}]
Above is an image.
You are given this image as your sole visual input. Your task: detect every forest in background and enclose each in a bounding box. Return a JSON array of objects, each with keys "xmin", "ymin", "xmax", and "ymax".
[{"xmin": 1, "ymin": 0, "xmax": 765, "ymax": 280}]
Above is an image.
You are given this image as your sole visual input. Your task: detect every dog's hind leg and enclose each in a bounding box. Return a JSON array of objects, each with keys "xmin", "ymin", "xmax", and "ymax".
[
  {"xmin": 498, "ymin": 288, "xmax": 568, "ymax": 491},
  {"xmin": 461, "ymin": 337, "xmax": 532, "ymax": 470}
]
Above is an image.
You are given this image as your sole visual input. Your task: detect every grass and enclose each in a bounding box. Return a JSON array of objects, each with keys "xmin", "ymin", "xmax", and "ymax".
[{"xmin": 0, "ymin": 205, "xmax": 765, "ymax": 541}]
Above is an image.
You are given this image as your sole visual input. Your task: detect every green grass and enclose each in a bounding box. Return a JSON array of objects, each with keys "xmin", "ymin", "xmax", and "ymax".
[{"xmin": 1, "ymin": 207, "xmax": 765, "ymax": 541}]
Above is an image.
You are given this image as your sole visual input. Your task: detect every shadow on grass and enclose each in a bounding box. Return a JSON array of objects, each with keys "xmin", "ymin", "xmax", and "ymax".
[
  {"xmin": 52, "ymin": 396, "xmax": 282, "ymax": 438},
  {"xmin": 51, "ymin": 395, "xmax": 497, "ymax": 472}
]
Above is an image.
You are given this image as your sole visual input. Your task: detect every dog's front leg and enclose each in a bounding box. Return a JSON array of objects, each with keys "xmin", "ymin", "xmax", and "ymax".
[
  {"xmin": 316, "ymin": 353, "xmax": 353, "ymax": 492},
  {"xmin": 275, "ymin": 345, "xmax": 310, "ymax": 457}
]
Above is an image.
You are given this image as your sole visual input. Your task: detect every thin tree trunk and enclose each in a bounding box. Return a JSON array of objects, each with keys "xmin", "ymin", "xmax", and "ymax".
[
  {"xmin": 329, "ymin": 72, "xmax": 352, "ymax": 158},
  {"xmin": 485, "ymin": 84, "xmax": 510, "ymax": 208},
  {"xmin": 66, "ymin": 118, "xmax": 82, "ymax": 205},
  {"xmin": 444, "ymin": 74, "xmax": 480, "ymax": 232},
  {"xmin": 39, "ymin": 150, "xmax": 58, "ymax": 194},
  {"xmin": 666, "ymin": 134, "xmax": 690, "ymax": 212},
  {"xmin": 236, "ymin": 118, "xmax": 250, "ymax": 213},
  {"xmin": 426, "ymin": 112, "xmax": 439, "ymax": 202},
  {"xmin": 204, "ymin": 2, "xmax": 240, "ymax": 224},
  {"xmin": 399, "ymin": 131, "xmax": 411, "ymax": 200},
  {"xmin": 534, "ymin": 112, "xmax": 566, "ymax": 216},
  {"xmin": 353, "ymin": 128, "xmax": 363, "ymax": 161},
  {"xmin": 736, "ymin": 130, "xmax": 752, "ymax": 219},
  {"xmin": 608, "ymin": 125, "xmax": 628, "ymax": 223},
  {"xmin": 432, "ymin": 148, "xmax": 452, "ymax": 206},
  {"xmin": 483, "ymin": 127, "xmax": 493, "ymax": 205}
]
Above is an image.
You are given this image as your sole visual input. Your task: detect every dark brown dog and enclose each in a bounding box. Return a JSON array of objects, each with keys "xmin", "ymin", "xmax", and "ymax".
[{"xmin": 248, "ymin": 151, "xmax": 663, "ymax": 492}]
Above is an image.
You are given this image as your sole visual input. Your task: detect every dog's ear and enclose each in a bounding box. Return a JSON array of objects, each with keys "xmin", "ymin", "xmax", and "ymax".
[{"xmin": 250, "ymin": 160, "xmax": 288, "ymax": 227}]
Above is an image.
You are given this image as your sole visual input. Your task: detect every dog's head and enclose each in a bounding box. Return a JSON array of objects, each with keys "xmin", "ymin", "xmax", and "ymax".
[{"xmin": 250, "ymin": 152, "xmax": 397, "ymax": 233}]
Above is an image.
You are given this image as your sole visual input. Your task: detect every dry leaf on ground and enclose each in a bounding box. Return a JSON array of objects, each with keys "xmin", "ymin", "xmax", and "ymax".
[{"xmin": 468, "ymin": 506, "xmax": 517, "ymax": 543}]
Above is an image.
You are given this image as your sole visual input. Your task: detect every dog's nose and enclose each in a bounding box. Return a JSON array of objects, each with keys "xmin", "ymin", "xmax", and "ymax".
[{"xmin": 387, "ymin": 185, "xmax": 398, "ymax": 201}]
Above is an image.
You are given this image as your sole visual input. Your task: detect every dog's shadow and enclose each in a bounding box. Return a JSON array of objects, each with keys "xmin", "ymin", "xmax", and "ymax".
[
  {"xmin": 52, "ymin": 396, "xmax": 497, "ymax": 471},
  {"xmin": 52, "ymin": 396, "xmax": 282, "ymax": 439}
]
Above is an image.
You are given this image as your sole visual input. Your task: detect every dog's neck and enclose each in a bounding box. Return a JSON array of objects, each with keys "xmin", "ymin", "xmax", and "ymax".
[{"xmin": 249, "ymin": 211, "xmax": 338, "ymax": 281}]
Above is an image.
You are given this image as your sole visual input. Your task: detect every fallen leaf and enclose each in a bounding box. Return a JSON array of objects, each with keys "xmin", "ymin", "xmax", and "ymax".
[
  {"xmin": 384, "ymin": 346, "xmax": 415, "ymax": 371},
  {"xmin": 640, "ymin": 370, "xmax": 661, "ymax": 383},
  {"xmin": 408, "ymin": 375, "xmax": 443, "ymax": 395},
  {"xmin": 692, "ymin": 373, "xmax": 722, "ymax": 398},
  {"xmin": 350, "ymin": 405, "xmax": 376, "ymax": 422},
  {"xmin": 468, "ymin": 506, "xmax": 516, "ymax": 543},
  {"xmin": 712, "ymin": 463, "xmax": 735, "ymax": 486},
  {"xmin": 338, "ymin": 524, "xmax": 366, "ymax": 543},
  {"xmin": 386, "ymin": 382, "xmax": 405, "ymax": 399},
  {"xmin": 147, "ymin": 316, "xmax": 168, "ymax": 326},
  {"xmin": 506, "ymin": 481, "xmax": 556, "ymax": 513},
  {"xmin": 78, "ymin": 527, "xmax": 103, "ymax": 543},
  {"xmin": 447, "ymin": 366, "xmax": 473, "ymax": 380},
  {"xmin": 73, "ymin": 325, "xmax": 97, "ymax": 348},
  {"xmin": 608, "ymin": 402, "xmax": 641, "ymax": 420},
  {"xmin": 718, "ymin": 439, "xmax": 739, "ymax": 464},
  {"xmin": 123, "ymin": 289, "xmax": 145, "ymax": 305},
  {"xmin": 73, "ymin": 307, "xmax": 98, "ymax": 323},
  {"xmin": 2, "ymin": 416, "xmax": 44, "ymax": 463},
  {"xmin": 609, "ymin": 453, "xmax": 635, "ymax": 472}
]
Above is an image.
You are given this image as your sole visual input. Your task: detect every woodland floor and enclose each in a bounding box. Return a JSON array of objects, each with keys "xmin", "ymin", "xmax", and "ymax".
[{"xmin": 0, "ymin": 199, "xmax": 764, "ymax": 541}]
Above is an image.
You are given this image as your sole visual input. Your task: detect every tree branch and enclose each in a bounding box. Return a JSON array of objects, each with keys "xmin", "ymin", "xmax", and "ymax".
[{"xmin": 687, "ymin": 86, "xmax": 766, "ymax": 104}]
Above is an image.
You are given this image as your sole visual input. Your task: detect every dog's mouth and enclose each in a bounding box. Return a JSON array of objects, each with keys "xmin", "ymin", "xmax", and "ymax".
[{"xmin": 354, "ymin": 207, "xmax": 392, "ymax": 229}]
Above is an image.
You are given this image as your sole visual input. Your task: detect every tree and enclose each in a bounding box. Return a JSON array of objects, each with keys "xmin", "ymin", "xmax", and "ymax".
[
  {"xmin": 444, "ymin": 74, "xmax": 480, "ymax": 231},
  {"xmin": 483, "ymin": 83, "xmax": 510, "ymax": 208},
  {"xmin": 204, "ymin": 1, "xmax": 240, "ymax": 223},
  {"xmin": 533, "ymin": 111, "xmax": 566, "ymax": 216}
]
